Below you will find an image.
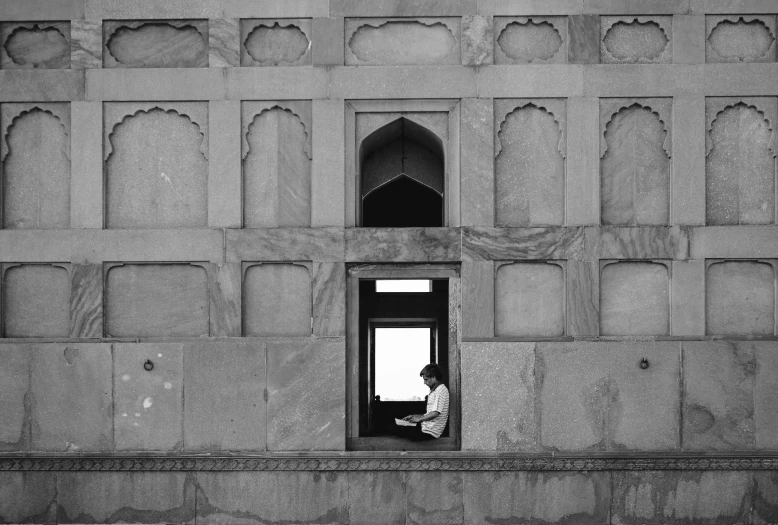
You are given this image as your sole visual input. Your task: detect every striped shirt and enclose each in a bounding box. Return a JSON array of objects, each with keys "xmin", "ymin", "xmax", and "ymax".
[{"xmin": 421, "ymin": 384, "xmax": 449, "ymax": 438}]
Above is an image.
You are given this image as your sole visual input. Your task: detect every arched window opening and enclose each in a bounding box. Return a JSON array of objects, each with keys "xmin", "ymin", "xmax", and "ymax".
[{"xmin": 360, "ymin": 117, "xmax": 445, "ymax": 227}]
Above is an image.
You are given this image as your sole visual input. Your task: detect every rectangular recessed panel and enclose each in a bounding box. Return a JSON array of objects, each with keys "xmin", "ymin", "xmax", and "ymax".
[
  {"xmin": 495, "ymin": 263, "xmax": 565, "ymax": 337},
  {"xmin": 243, "ymin": 263, "xmax": 311, "ymax": 336},
  {"xmin": 106, "ymin": 264, "xmax": 209, "ymax": 337},
  {"xmin": 4, "ymin": 264, "xmax": 70, "ymax": 337},
  {"xmin": 375, "ymin": 327, "xmax": 431, "ymax": 401}
]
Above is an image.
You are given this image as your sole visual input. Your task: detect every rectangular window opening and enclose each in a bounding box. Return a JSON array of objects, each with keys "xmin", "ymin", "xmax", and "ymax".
[
  {"xmin": 375, "ymin": 279, "xmax": 431, "ymax": 293},
  {"xmin": 374, "ymin": 326, "xmax": 435, "ymax": 401}
]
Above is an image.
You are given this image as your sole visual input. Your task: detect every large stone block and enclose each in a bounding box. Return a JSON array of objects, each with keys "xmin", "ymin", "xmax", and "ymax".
[
  {"xmin": 670, "ymin": 260, "xmax": 705, "ymax": 336},
  {"xmin": 266, "ymin": 340, "xmax": 345, "ymax": 450},
  {"xmin": 671, "ymin": 96, "xmax": 705, "ymax": 225},
  {"xmin": 222, "ymin": 0, "xmax": 329, "ymax": 18},
  {"xmin": 208, "ymin": 262, "xmax": 241, "ymax": 337},
  {"xmin": 611, "ymin": 471, "xmax": 752, "ymax": 525},
  {"xmin": 754, "ymin": 471, "xmax": 778, "ymax": 525},
  {"xmin": 464, "ymin": 471, "xmax": 611, "ymax": 525},
  {"xmin": 87, "ymin": 68, "xmax": 225, "ymax": 101},
  {"xmin": 462, "ymin": 15, "xmax": 493, "ymax": 65},
  {"xmin": 71, "ymin": 20, "xmax": 102, "ymax": 70},
  {"xmin": 683, "ymin": 341, "xmax": 755, "ymax": 450},
  {"xmin": 331, "ymin": 0, "xmax": 476, "ymax": 16},
  {"xmin": 461, "ymin": 342, "xmax": 536, "ymax": 451},
  {"xmin": 461, "ymin": 98, "xmax": 494, "ymax": 226},
  {"xmin": 569, "ymin": 15, "xmax": 600, "ymax": 63},
  {"xmin": 477, "ymin": 65, "xmax": 584, "ymax": 98},
  {"xmin": 348, "ymin": 472, "xmax": 406, "ymax": 525},
  {"xmin": 690, "ymin": 226, "xmax": 778, "ymax": 259},
  {"xmin": 754, "ymin": 342, "xmax": 778, "ymax": 449},
  {"xmin": 674, "ymin": 15, "xmax": 705, "ymax": 63},
  {"xmin": 208, "ymin": 100, "xmax": 241, "ymax": 228},
  {"xmin": 69, "ymin": 263, "xmax": 103, "ymax": 338},
  {"xmin": 312, "ymin": 17, "xmax": 345, "ymax": 66},
  {"xmin": 312, "ymin": 262, "xmax": 346, "ymax": 337},
  {"xmin": 691, "ymin": 0, "xmax": 778, "ymax": 14},
  {"xmin": 479, "ymin": 0, "xmax": 583, "ymax": 16},
  {"xmin": 226, "ymin": 228, "xmax": 345, "ymax": 263},
  {"xmin": 85, "ymin": 0, "xmax": 222, "ymax": 18},
  {"xmin": 462, "ymin": 227, "xmax": 585, "ymax": 261},
  {"xmin": 330, "ymin": 66, "xmax": 477, "ymax": 99},
  {"xmin": 0, "ymin": 472, "xmax": 56, "ymax": 525},
  {"xmin": 566, "ymin": 97, "xmax": 600, "ymax": 225},
  {"xmin": 584, "ymin": 226, "xmax": 688, "ymax": 260},
  {"xmin": 114, "ymin": 343, "xmax": 183, "ymax": 451},
  {"xmin": 195, "ymin": 471, "xmax": 348, "ymax": 525},
  {"xmin": 183, "ymin": 341, "xmax": 265, "ymax": 451},
  {"xmin": 0, "ymin": 345, "xmax": 29, "ymax": 452},
  {"xmin": 30, "ymin": 343, "xmax": 112, "ymax": 452},
  {"xmin": 3, "ymin": 0, "xmax": 84, "ymax": 20},
  {"xmin": 312, "ymin": 99, "xmax": 346, "ymax": 227},
  {"xmin": 584, "ymin": 0, "xmax": 690, "ymax": 14},
  {"xmin": 0, "ymin": 70, "xmax": 84, "ymax": 102},
  {"xmin": 57, "ymin": 472, "xmax": 195, "ymax": 524},
  {"xmin": 70, "ymin": 102, "xmax": 104, "ymax": 228},
  {"xmin": 225, "ymin": 67, "xmax": 329, "ymax": 100},
  {"xmin": 462, "ymin": 261, "xmax": 494, "ymax": 338},
  {"xmin": 406, "ymin": 471, "xmax": 464, "ymax": 525},
  {"xmin": 346, "ymin": 228, "xmax": 461, "ymax": 262},
  {"xmin": 209, "ymin": 19, "xmax": 239, "ymax": 68},
  {"xmin": 566, "ymin": 260, "xmax": 599, "ymax": 336}
]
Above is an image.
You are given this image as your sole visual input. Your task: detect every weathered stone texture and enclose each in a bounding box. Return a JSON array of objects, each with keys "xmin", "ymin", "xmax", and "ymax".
[
  {"xmin": 755, "ymin": 343, "xmax": 778, "ymax": 449},
  {"xmin": 241, "ymin": 19, "xmax": 312, "ymax": 66},
  {"xmin": 707, "ymin": 15, "xmax": 777, "ymax": 63},
  {"xmin": 599, "ymin": 261, "xmax": 669, "ymax": 336},
  {"xmin": 0, "ymin": 472, "xmax": 57, "ymax": 524},
  {"xmin": 568, "ymin": 15, "xmax": 600, "ymax": 63},
  {"xmin": 346, "ymin": 18, "xmax": 461, "ymax": 66},
  {"xmin": 494, "ymin": 17, "xmax": 567, "ymax": 64},
  {"xmin": 706, "ymin": 261, "xmax": 775, "ymax": 336},
  {"xmin": 495, "ymin": 262, "xmax": 565, "ymax": 337},
  {"xmin": 348, "ymin": 472, "xmax": 406, "ymax": 525},
  {"xmin": 3, "ymin": 264, "xmax": 70, "ymax": 338},
  {"xmin": 243, "ymin": 263, "xmax": 312, "ymax": 337},
  {"xmin": 209, "ymin": 18, "xmax": 239, "ymax": 67},
  {"xmin": 0, "ymin": 345, "xmax": 29, "ymax": 451},
  {"xmin": 104, "ymin": 21, "xmax": 208, "ymax": 68},
  {"xmin": 312, "ymin": 262, "xmax": 346, "ymax": 337},
  {"xmin": 70, "ymin": 20, "xmax": 102, "ymax": 69},
  {"xmin": 1, "ymin": 22, "xmax": 70, "ymax": 69},
  {"xmin": 406, "ymin": 471, "xmax": 464, "ymax": 525},
  {"xmin": 601, "ymin": 16, "xmax": 672, "ymax": 63},
  {"xmin": 461, "ymin": 15, "xmax": 493, "ymax": 65}
]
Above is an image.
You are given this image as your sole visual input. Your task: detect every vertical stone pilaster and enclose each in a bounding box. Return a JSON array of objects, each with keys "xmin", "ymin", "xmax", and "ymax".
[
  {"xmin": 70, "ymin": 101, "xmax": 103, "ymax": 228},
  {"xmin": 672, "ymin": 96, "xmax": 705, "ymax": 225},
  {"xmin": 312, "ymin": 99, "xmax": 346, "ymax": 227},
  {"xmin": 461, "ymin": 98, "xmax": 494, "ymax": 227},
  {"xmin": 208, "ymin": 100, "xmax": 242, "ymax": 228},
  {"xmin": 566, "ymin": 97, "xmax": 600, "ymax": 225}
]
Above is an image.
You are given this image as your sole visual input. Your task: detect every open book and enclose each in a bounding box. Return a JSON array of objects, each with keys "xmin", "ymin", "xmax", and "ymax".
[{"xmin": 395, "ymin": 418, "xmax": 417, "ymax": 427}]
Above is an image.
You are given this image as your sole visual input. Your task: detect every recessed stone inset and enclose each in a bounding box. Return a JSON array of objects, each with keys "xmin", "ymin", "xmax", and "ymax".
[
  {"xmin": 706, "ymin": 102, "xmax": 776, "ymax": 225},
  {"xmin": 1, "ymin": 23, "xmax": 70, "ymax": 69},
  {"xmin": 2, "ymin": 106, "xmax": 70, "ymax": 229},
  {"xmin": 600, "ymin": 262, "xmax": 669, "ymax": 336},
  {"xmin": 495, "ymin": 262, "xmax": 565, "ymax": 337},
  {"xmin": 707, "ymin": 16, "xmax": 777, "ymax": 63},
  {"xmin": 601, "ymin": 103, "xmax": 670, "ymax": 225},
  {"xmin": 346, "ymin": 19, "xmax": 460, "ymax": 65},
  {"xmin": 495, "ymin": 102, "xmax": 565, "ymax": 226},
  {"xmin": 602, "ymin": 17, "xmax": 671, "ymax": 64},
  {"xmin": 496, "ymin": 19, "xmax": 563, "ymax": 64},
  {"xmin": 106, "ymin": 264, "xmax": 209, "ymax": 337},
  {"xmin": 707, "ymin": 261, "xmax": 775, "ymax": 336},
  {"xmin": 104, "ymin": 21, "xmax": 208, "ymax": 68},
  {"xmin": 242, "ymin": 21, "xmax": 311, "ymax": 66},
  {"xmin": 3, "ymin": 265, "xmax": 70, "ymax": 338},
  {"xmin": 105, "ymin": 107, "xmax": 207, "ymax": 229},
  {"xmin": 244, "ymin": 107, "xmax": 311, "ymax": 227},
  {"xmin": 243, "ymin": 264, "xmax": 312, "ymax": 337}
]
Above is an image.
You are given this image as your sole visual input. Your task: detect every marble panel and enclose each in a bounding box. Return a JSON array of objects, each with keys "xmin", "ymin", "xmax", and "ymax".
[
  {"xmin": 346, "ymin": 18, "xmax": 460, "ymax": 66},
  {"xmin": 313, "ymin": 262, "xmax": 346, "ymax": 337},
  {"xmin": 406, "ymin": 471, "xmax": 464, "ymax": 525},
  {"xmin": 87, "ymin": 68, "xmax": 225, "ymax": 101},
  {"xmin": 702, "ymin": 63, "xmax": 778, "ymax": 96},
  {"xmin": 495, "ymin": 262, "xmax": 565, "ymax": 337},
  {"xmin": 494, "ymin": 17, "xmax": 567, "ymax": 64},
  {"xmin": 103, "ymin": 20, "xmax": 209, "ymax": 68},
  {"xmin": 462, "ymin": 227, "xmax": 584, "ymax": 261},
  {"xmin": 3, "ymin": 264, "xmax": 70, "ymax": 338},
  {"xmin": 331, "ymin": 0, "xmax": 476, "ymax": 16},
  {"xmin": 114, "ymin": 343, "xmax": 184, "ymax": 451},
  {"xmin": 0, "ymin": 345, "xmax": 30, "ymax": 451},
  {"xmin": 86, "ymin": 0, "xmax": 222, "ymax": 19},
  {"xmin": 312, "ymin": 99, "xmax": 346, "ymax": 227},
  {"xmin": 57, "ymin": 472, "xmax": 195, "ymax": 524},
  {"xmin": 184, "ymin": 341, "xmax": 265, "ymax": 451},
  {"xmin": 226, "ymin": 228, "xmax": 345, "ymax": 263},
  {"xmin": 195, "ymin": 471, "xmax": 348, "ymax": 525},
  {"xmin": 584, "ymin": 0, "xmax": 690, "ymax": 14},
  {"xmin": 690, "ymin": 226, "xmax": 778, "ymax": 259},
  {"xmin": 226, "ymin": 67, "xmax": 328, "ymax": 100},
  {"xmin": 462, "ymin": 261, "xmax": 495, "ymax": 338},
  {"xmin": 691, "ymin": 0, "xmax": 778, "ymax": 14},
  {"xmin": 671, "ymin": 260, "xmax": 705, "ymax": 336},
  {"xmin": 706, "ymin": 261, "xmax": 775, "ymax": 336},
  {"xmin": 569, "ymin": 15, "xmax": 600, "ymax": 63},
  {"xmin": 462, "ymin": 15, "xmax": 493, "ymax": 65},
  {"xmin": 0, "ymin": 70, "xmax": 84, "ymax": 102},
  {"xmin": 0, "ymin": 22, "xmax": 71, "ymax": 70},
  {"xmin": 461, "ymin": 342, "xmax": 536, "ymax": 451},
  {"xmin": 70, "ymin": 101, "xmax": 104, "ymax": 228},
  {"xmin": 240, "ymin": 19, "xmax": 312, "ymax": 67},
  {"xmin": 601, "ymin": 16, "xmax": 672, "ymax": 64},
  {"xmin": 3, "ymin": 0, "xmax": 84, "ymax": 21},
  {"xmin": 208, "ymin": 262, "xmax": 241, "ymax": 337},
  {"xmin": 461, "ymin": 98, "xmax": 495, "ymax": 226},
  {"xmin": 478, "ymin": 0, "xmax": 583, "ymax": 16},
  {"xmin": 346, "ymin": 228, "xmax": 461, "ymax": 262},
  {"xmin": 477, "ymin": 64, "xmax": 584, "ymax": 98},
  {"xmin": 30, "ymin": 344, "xmax": 112, "ymax": 452},
  {"xmin": 754, "ymin": 342, "xmax": 778, "ymax": 449},
  {"xmin": 208, "ymin": 100, "xmax": 241, "ymax": 228},
  {"xmin": 706, "ymin": 15, "xmax": 777, "ymax": 63},
  {"xmin": 674, "ymin": 15, "xmax": 706, "ymax": 63},
  {"xmin": 70, "ymin": 263, "xmax": 103, "ymax": 338},
  {"xmin": 600, "ymin": 261, "xmax": 669, "ymax": 336},
  {"xmin": 566, "ymin": 97, "xmax": 600, "ymax": 225},
  {"xmin": 313, "ymin": 17, "xmax": 345, "ymax": 66},
  {"xmin": 71, "ymin": 20, "xmax": 102, "ymax": 69},
  {"xmin": 330, "ymin": 66, "xmax": 477, "ymax": 99},
  {"xmin": 243, "ymin": 263, "xmax": 312, "ymax": 337},
  {"xmin": 566, "ymin": 260, "xmax": 599, "ymax": 336},
  {"xmin": 611, "ymin": 471, "xmax": 751, "ymax": 525},
  {"xmin": 463, "ymin": 472, "xmax": 611, "ymax": 525},
  {"xmin": 266, "ymin": 340, "xmax": 345, "ymax": 450},
  {"xmin": 582, "ymin": 65, "xmax": 696, "ymax": 98},
  {"xmin": 683, "ymin": 341, "xmax": 755, "ymax": 450},
  {"xmin": 672, "ymin": 96, "xmax": 706, "ymax": 225},
  {"xmin": 348, "ymin": 472, "xmax": 406, "ymax": 525},
  {"xmin": 584, "ymin": 226, "xmax": 689, "ymax": 260},
  {"xmin": 0, "ymin": 472, "xmax": 56, "ymax": 525},
  {"xmin": 754, "ymin": 471, "xmax": 778, "ymax": 525},
  {"xmin": 209, "ymin": 18, "xmax": 239, "ymax": 67}
]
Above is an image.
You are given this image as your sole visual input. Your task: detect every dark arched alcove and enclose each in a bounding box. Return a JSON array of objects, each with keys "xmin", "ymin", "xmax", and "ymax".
[{"xmin": 360, "ymin": 117, "xmax": 445, "ymax": 227}]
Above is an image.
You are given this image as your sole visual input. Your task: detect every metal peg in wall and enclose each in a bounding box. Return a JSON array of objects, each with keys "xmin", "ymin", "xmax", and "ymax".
[
  {"xmin": 639, "ymin": 358, "xmax": 649, "ymax": 370},
  {"xmin": 143, "ymin": 359, "xmax": 154, "ymax": 371}
]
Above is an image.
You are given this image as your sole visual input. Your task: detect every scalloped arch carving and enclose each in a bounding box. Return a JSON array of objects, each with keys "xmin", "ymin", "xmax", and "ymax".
[
  {"xmin": 708, "ymin": 17, "xmax": 776, "ymax": 62},
  {"xmin": 347, "ymin": 20, "xmax": 459, "ymax": 65},
  {"xmin": 243, "ymin": 22, "xmax": 310, "ymax": 66},
  {"xmin": 602, "ymin": 19, "xmax": 670, "ymax": 63},
  {"xmin": 497, "ymin": 20, "xmax": 563, "ymax": 63},
  {"xmin": 105, "ymin": 22, "xmax": 208, "ymax": 68},
  {"xmin": 3, "ymin": 24, "xmax": 70, "ymax": 68}
]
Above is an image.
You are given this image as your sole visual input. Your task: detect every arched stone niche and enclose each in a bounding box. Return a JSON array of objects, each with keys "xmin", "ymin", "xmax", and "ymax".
[
  {"xmin": 346, "ymin": 18, "xmax": 460, "ymax": 66},
  {"xmin": 494, "ymin": 17, "xmax": 567, "ymax": 64},
  {"xmin": 0, "ymin": 22, "xmax": 71, "ymax": 69},
  {"xmin": 346, "ymin": 100, "xmax": 461, "ymax": 228},
  {"xmin": 103, "ymin": 20, "xmax": 208, "ymax": 68},
  {"xmin": 706, "ymin": 15, "xmax": 777, "ymax": 63},
  {"xmin": 601, "ymin": 16, "xmax": 672, "ymax": 64},
  {"xmin": 240, "ymin": 19, "xmax": 312, "ymax": 66}
]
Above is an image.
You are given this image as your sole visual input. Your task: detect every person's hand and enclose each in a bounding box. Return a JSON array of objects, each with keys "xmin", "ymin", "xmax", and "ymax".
[
  {"xmin": 402, "ymin": 415, "xmax": 413, "ymax": 421},
  {"xmin": 408, "ymin": 415, "xmax": 422, "ymax": 423}
]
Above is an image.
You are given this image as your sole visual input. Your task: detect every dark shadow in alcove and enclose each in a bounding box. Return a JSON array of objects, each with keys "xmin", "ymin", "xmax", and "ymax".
[{"xmin": 360, "ymin": 117, "xmax": 445, "ymax": 227}]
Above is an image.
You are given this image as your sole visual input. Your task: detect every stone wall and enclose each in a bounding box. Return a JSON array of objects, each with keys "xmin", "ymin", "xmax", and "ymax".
[{"xmin": 1, "ymin": 0, "xmax": 777, "ymax": 522}]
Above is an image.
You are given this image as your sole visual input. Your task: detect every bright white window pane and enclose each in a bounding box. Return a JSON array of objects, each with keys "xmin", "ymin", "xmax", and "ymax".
[
  {"xmin": 375, "ymin": 327, "xmax": 430, "ymax": 401},
  {"xmin": 375, "ymin": 280, "xmax": 431, "ymax": 293}
]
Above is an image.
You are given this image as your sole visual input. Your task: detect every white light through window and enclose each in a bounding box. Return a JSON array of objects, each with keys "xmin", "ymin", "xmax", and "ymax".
[
  {"xmin": 375, "ymin": 279, "xmax": 431, "ymax": 293},
  {"xmin": 375, "ymin": 327, "xmax": 431, "ymax": 401}
]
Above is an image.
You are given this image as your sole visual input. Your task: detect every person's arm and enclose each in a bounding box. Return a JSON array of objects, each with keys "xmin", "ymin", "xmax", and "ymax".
[{"xmin": 404, "ymin": 411, "xmax": 440, "ymax": 423}]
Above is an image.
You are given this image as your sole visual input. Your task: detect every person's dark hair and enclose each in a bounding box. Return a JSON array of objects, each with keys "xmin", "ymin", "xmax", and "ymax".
[{"xmin": 420, "ymin": 363, "xmax": 443, "ymax": 381}]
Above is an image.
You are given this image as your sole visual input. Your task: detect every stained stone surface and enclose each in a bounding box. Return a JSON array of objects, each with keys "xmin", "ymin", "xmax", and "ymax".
[
  {"xmin": 706, "ymin": 103, "xmax": 775, "ymax": 225},
  {"xmin": 106, "ymin": 264, "xmax": 209, "ymax": 338},
  {"xmin": 706, "ymin": 261, "xmax": 775, "ymax": 336},
  {"xmin": 461, "ymin": 342, "xmax": 535, "ymax": 450},
  {"xmin": 707, "ymin": 16, "xmax": 777, "ymax": 62},
  {"xmin": 755, "ymin": 343, "xmax": 778, "ymax": 449},
  {"xmin": 312, "ymin": 262, "xmax": 346, "ymax": 337},
  {"xmin": 1, "ymin": 22, "xmax": 70, "ymax": 69},
  {"xmin": 114, "ymin": 343, "xmax": 184, "ymax": 451},
  {"xmin": 463, "ymin": 472, "xmax": 611, "ymax": 525},
  {"xmin": 266, "ymin": 341, "xmax": 345, "ymax": 450},
  {"xmin": 70, "ymin": 20, "xmax": 101, "ymax": 69},
  {"xmin": 2, "ymin": 107, "xmax": 70, "ymax": 229},
  {"xmin": 463, "ymin": 227, "xmax": 584, "ymax": 261},
  {"xmin": 346, "ymin": 227, "xmax": 461, "ymax": 262},
  {"xmin": 243, "ymin": 263, "xmax": 311, "ymax": 337},
  {"xmin": 599, "ymin": 262, "xmax": 669, "ymax": 336},
  {"xmin": 754, "ymin": 471, "xmax": 778, "ymax": 525},
  {"xmin": 104, "ymin": 21, "xmax": 208, "ymax": 68},
  {"xmin": 568, "ymin": 15, "xmax": 600, "ymax": 63},
  {"xmin": 227, "ymin": 227, "xmax": 345, "ymax": 263},
  {"xmin": 346, "ymin": 19, "xmax": 460, "ymax": 65},
  {"xmin": 30, "ymin": 344, "xmax": 112, "ymax": 452},
  {"xmin": 495, "ymin": 263, "xmax": 565, "ymax": 337},
  {"xmin": 208, "ymin": 18, "xmax": 240, "ymax": 67},
  {"xmin": 601, "ymin": 104, "xmax": 670, "ymax": 225},
  {"xmin": 461, "ymin": 15, "xmax": 492, "ymax": 65},
  {"xmin": 566, "ymin": 260, "xmax": 599, "ymax": 336},
  {"xmin": 495, "ymin": 17, "xmax": 566, "ymax": 64},
  {"xmin": 495, "ymin": 103, "xmax": 565, "ymax": 226},
  {"xmin": 242, "ymin": 20, "xmax": 312, "ymax": 66},
  {"xmin": 348, "ymin": 472, "xmax": 406, "ymax": 525},
  {"xmin": 0, "ymin": 345, "xmax": 29, "ymax": 451},
  {"xmin": 3, "ymin": 264, "xmax": 70, "ymax": 338},
  {"xmin": 0, "ymin": 472, "xmax": 57, "ymax": 524},
  {"xmin": 244, "ymin": 107, "xmax": 311, "ymax": 227},
  {"xmin": 601, "ymin": 17, "xmax": 671, "ymax": 63},
  {"xmin": 683, "ymin": 342, "xmax": 755, "ymax": 450},
  {"xmin": 406, "ymin": 471, "xmax": 463, "ymax": 525},
  {"xmin": 585, "ymin": 226, "xmax": 688, "ymax": 260},
  {"xmin": 105, "ymin": 107, "xmax": 208, "ymax": 228}
]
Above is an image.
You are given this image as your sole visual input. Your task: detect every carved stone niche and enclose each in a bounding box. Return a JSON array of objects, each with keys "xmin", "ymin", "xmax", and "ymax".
[
  {"xmin": 0, "ymin": 22, "xmax": 70, "ymax": 69},
  {"xmin": 240, "ymin": 19, "xmax": 312, "ymax": 67},
  {"xmin": 601, "ymin": 16, "xmax": 672, "ymax": 64},
  {"xmin": 706, "ymin": 15, "xmax": 777, "ymax": 63},
  {"xmin": 494, "ymin": 260, "xmax": 566, "ymax": 337},
  {"xmin": 494, "ymin": 99, "xmax": 566, "ymax": 227},
  {"xmin": 1, "ymin": 102, "xmax": 71, "ymax": 229},
  {"xmin": 346, "ymin": 100, "xmax": 461, "ymax": 227},
  {"xmin": 1, "ymin": 263, "xmax": 71, "ymax": 338},
  {"xmin": 241, "ymin": 101, "xmax": 312, "ymax": 227},
  {"xmin": 705, "ymin": 97, "xmax": 777, "ymax": 225},
  {"xmin": 102, "ymin": 20, "xmax": 208, "ymax": 68},
  {"xmin": 242, "ymin": 262, "xmax": 312, "ymax": 336},
  {"xmin": 600, "ymin": 98, "xmax": 672, "ymax": 226},
  {"xmin": 345, "ymin": 18, "xmax": 461, "ymax": 66},
  {"xmin": 705, "ymin": 259, "xmax": 777, "ymax": 336},
  {"xmin": 103, "ymin": 102, "xmax": 208, "ymax": 229},
  {"xmin": 599, "ymin": 260, "xmax": 670, "ymax": 336},
  {"xmin": 494, "ymin": 17, "xmax": 567, "ymax": 64}
]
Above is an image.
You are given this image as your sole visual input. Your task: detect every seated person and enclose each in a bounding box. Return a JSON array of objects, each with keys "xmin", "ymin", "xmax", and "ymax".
[{"xmin": 392, "ymin": 363, "xmax": 449, "ymax": 440}]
